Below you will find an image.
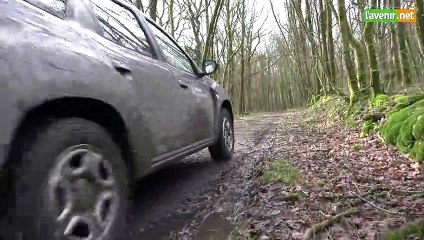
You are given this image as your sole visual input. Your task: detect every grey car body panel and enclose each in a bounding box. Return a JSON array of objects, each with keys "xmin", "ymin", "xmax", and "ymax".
[{"xmin": 0, "ymin": 0, "xmax": 231, "ymax": 178}]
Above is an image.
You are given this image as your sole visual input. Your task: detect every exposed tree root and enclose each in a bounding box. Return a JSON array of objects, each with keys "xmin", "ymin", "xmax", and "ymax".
[{"xmin": 302, "ymin": 208, "xmax": 359, "ymax": 240}]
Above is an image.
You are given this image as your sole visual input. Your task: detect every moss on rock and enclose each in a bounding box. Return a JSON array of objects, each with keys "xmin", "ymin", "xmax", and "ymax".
[
  {"xmin": 371, "ymin": 94, "xmax": 391, "ymax": 108},
  {"xmin": 394, "ymin": 94, "xmax": 424, "ymax": 107},
  {"xmin": 413, "ymin": 115, "xmax": 424, "ymax": 141},
  {"xmin": 310, "ymin": 94, "xmax": 424, "ymax": 162},
  {"xmin": 384, "ymin": 122, "xmax": 403, "ymax": 145},
  {"xmin": 397, "ymin": 109, "xmax": 424, "ymax": 152},
  {"xmin": 361, "ymin": 120, "xmax": 375, "ymax": 138},
  {"xmin": 380, "ymin": 99, "xmax": 424, "ymax": 162},
  {"xmin": 309, "ymin": 95, "xmax": 349, "ymax": 123},
  {"xmin": 384, "ymin": 95, "xmax": 424, "ymax": 117},
  {"xmin": 411, "ymin": 141, "xmax": 424, "ymax": 162},
  {"xmin": 381, "ymin": 107, "xmax": 412, "ymax": 140},
  {"xmin": 410, "ymin": 99, "xmax": 424, "ymax": 109}
]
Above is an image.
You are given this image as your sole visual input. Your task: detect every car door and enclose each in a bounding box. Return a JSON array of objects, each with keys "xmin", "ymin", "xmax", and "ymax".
[
  {"xmin": 146, "ymin": 21, "xmax": 216, "ymax": 144},
  {"xmin": 87, "ymin": 0, "xmax": 198, "ymax": 159}
]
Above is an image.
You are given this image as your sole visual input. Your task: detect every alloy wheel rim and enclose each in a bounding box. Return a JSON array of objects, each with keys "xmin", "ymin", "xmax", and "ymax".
[
  {"xmin": 222, "ymin": 117, "xmax": 234, "ymax": 152},
  {"xmin": 45, "ymin": 145, "xmax": 118, "ymax": 240}
]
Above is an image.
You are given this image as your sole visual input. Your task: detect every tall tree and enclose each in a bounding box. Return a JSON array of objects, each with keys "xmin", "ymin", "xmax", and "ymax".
[
  {"xmin": 149, "ymin": 0, "xmax": 158, "ymax": 21},
  {"xmin": 326, "ymin": 0, "xmax": 336, "ymax": 91},
  {"xmin": 335, "ymin": 0, "xmax": 359, "ymax": 102},
  {"xmin": 239, "ymin": 0, "xmax": 246, "ymax": 115},
  {"xmin": 185, "ymin": 0, "xmax": 203, "ymax": 64},
  {"xmin": 168, "ymin": 0, "xmax": 175, "ymax": 38},
  {"xmin": 203, "ymin": 0, "xmax": 224, "ymax": 60},
  {"xmin": 364, "ymin": 0, "xmax": 381, "ymax": 96},
  {"xmin": 416, "ymin": 0, "xmax": 424, "ymax": 55},
  {"xmin": 394, "ymin": 0, "xmax": 412, "ymax": 85},
  {"xmin": 319, "ymin": 0, "xmax": 329, "ymax": 93},
  {"xmin": 135, "ymin": 0, "xmax": 144, "ymax": 11}
]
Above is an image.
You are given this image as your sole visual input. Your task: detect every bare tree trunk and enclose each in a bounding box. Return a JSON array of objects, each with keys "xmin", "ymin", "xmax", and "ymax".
[
  {"xmin": 326, "ymin": 1, "xmax": 336, "ymax": 91},
  {"xmin": 390, "ymin": 24, "xmax": 402, "ymax": 91},
  {"xmin": 135, "ymin": 0, "xmax": 144, "ymax": 11},
  {"xmin": 416, "ymin": 0, "xmax": 424, "ymax": 55},
  {"xmin": 239, "ymin": 0, "xmax": 246, "ymax": 115},
  {"xmin": 203, "ymin": 0, "xmax": 224, "ymax": 60},
  {"xmin": 222, "ymin": 0, "xmax": 236, "ymax": 99},
  {"xmin": 327, "ymin": 0, "xmax": 367, "ymax": 91},
  {"xmin": 364, "ymin": 0, "xmax": 381, "ymax": 96},
  {"xmin": 290, "ymin": 0, "xmax": 313, "ymax": 96},
  {"xmin": 335, "ymin": 0, "xmax": 359, "ymax": 103},
  {"xmin": 319, "ymin": 0, "xmax": 329, "ymax": 93},
  {"xmin": 186, "ymin": 0, "xmax": 203, "ymax": 65},
  {"xmin": 169, "ymin": 0, "xmax": 175, "ymax": 38},
  {"xmin": 394, "ymin": 0, "xmax": 412, "ymax": 86},
  {"xmin": 149, "ymin": 0, "xmax": 158, "ymax": 21}
]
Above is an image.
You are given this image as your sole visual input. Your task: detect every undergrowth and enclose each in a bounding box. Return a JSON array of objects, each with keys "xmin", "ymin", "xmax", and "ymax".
[
  {"xmin": 306, "ymin": 95, "xmax": 350, "ymax": 127},
  {"xmin": 261, "ymin": 159, "xmax": 301, "ymax": 186},
  {"xmin": 308, "ymin": 93, "xmax": 424, "ymax": 239},
  {"xmin": 382, "ymin": 219, "xmax": 424, "ymax": 240},
  {"xmin": 308, "ymin": 93, "xmax": 424, "ymax": 162}
]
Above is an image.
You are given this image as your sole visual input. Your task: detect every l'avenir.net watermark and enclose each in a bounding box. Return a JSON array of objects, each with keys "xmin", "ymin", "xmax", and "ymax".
[{"xmin": 363, "ymin": 8, "xmax": 416, "ymax": 23}]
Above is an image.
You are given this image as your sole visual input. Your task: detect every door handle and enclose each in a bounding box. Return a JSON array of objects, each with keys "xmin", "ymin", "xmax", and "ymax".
[
  {"xmin": 178, "ymin": 80, "xmax": 189, "ymax": 89},
  {"xmin": 112, "ymin": 61, "xmax": 132, "ymax": 79}
]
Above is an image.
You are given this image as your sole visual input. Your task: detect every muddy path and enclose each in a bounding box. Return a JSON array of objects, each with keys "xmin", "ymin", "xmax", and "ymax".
[
  {"xmin": 125, "ymin": 113, "xmax": 284, "ymax": 240},
  {"xmin": 125, "ymin": 110, "xmax": 424, "ymax": 240}
]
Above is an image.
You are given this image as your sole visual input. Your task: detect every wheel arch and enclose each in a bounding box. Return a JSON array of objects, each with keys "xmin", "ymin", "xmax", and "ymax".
[
  {"xmin": 222, "ymin": 100, "xmax": 233, "ymax": 121},
  {"xmin": 6, "ymin": 97, "xmax": 135, "ymax": 182}
]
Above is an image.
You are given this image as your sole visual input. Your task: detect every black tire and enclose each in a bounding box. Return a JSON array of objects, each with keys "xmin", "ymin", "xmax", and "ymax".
[
  {"xmin": 5, "ymin": 118, "xmax": 128, "ymax": 240},
  {"xmin": 209, "ymin": 108, "xmax": 234, "ymax": 161}
]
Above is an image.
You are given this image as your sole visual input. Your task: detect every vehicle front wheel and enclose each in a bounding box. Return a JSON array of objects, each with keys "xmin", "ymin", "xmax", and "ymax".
[
  {"xmin": 209, "ymin": 108, "xmax": 234, "ymax": 161},
  {"xmin": 6, "ymin": 118, "xmax": 128, "ymax": 240}
]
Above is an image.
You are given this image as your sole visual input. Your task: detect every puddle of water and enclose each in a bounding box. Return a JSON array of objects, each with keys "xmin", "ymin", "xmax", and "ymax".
[
  {"xmin": 195, "ymin": 212, "xmax": 232, "ymax": 240},
  {"xmin": 130, "ymin": 212, "xmax": 196, "ymax": 240}
]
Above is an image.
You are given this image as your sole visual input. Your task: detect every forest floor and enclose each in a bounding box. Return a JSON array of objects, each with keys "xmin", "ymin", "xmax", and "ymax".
[{"xmin": 125, "ymin": 110, "xmax": 424, "ymax": 240}]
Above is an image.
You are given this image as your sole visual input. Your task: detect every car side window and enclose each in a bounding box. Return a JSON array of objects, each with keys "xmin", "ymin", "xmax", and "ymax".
[
  {"xmin": 24, "ymin": 0, "xmax": 67, "ymax": 19},
  {"xmin": 146, "ymin": 22, "xmax": 193, "ymax": 73},
  {"xmin": 90, "ymin": 0, "xmax": 150, "ymax": 55}
]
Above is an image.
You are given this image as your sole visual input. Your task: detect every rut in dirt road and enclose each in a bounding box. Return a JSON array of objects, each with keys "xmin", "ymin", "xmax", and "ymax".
[{"xmin": 125, "ymin": 114, "xmax": 282, "ymax": 240}]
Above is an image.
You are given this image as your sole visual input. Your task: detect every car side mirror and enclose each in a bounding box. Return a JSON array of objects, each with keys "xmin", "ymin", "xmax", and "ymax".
[{"xmin": 202, "ymin": 60, "xmax": 218, "ymax": 75}]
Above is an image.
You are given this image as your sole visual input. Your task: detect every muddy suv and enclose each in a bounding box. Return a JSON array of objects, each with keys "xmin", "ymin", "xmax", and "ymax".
[{"xmin": 0, "ymin": 0, "xmax": 234, "ymax": 239}]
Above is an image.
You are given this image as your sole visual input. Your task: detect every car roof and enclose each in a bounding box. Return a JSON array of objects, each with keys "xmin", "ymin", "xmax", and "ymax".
[
  {"xmin": 113, "ymin": 0, "xmax": 149, "ymax": 19},
  {"xmin": 111, "ymin": 0, "xmax": 170, "ymax": 38}
]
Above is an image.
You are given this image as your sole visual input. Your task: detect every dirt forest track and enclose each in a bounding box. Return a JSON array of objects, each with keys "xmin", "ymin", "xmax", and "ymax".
[
  {"xmin": 125, "ymin": 110, "xmax": 424, "ymax": 240},
  {"xmin": 125, "ymin": 113, "xmax": 283, "ymax": 240}
]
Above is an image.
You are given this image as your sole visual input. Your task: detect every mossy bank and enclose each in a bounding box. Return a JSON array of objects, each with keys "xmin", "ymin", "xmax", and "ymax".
[{"xmin": 309, "ymin": 94, "xmax": 424, "ymax": 162}]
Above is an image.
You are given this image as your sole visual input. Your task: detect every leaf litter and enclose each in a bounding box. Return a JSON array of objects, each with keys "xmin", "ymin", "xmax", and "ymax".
[
  {"xmin": 233, "ymin": 111, "xmax": 424, "ymax": 240},
  {"xmin": 171, "ymin": 111, "xmax": 424, "ymax": 240}
]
